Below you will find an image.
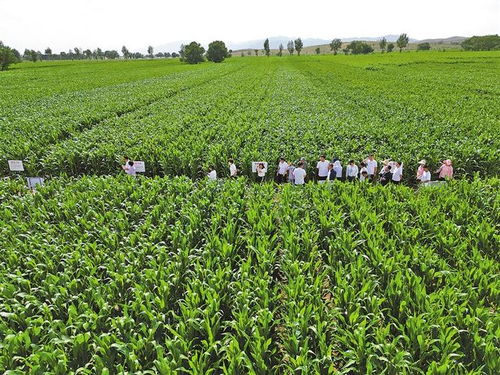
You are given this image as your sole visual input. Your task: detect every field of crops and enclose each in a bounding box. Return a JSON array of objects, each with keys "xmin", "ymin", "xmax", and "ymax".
[
  {"xmin": 1, "ymin": 51, "xmax": 499, "ymax": 179},
  {"xmin": 1, "ymin": 51, "xmax": 499, "ymax": 374},
  {"xmin": 0, "ymin": 176, "xmax": 498, "ymax": 374}
]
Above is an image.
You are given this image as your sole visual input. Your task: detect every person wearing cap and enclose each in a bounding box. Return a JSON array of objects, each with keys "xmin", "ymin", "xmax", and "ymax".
[
  {"xmin": 436, "ymin": 159, "xmax": 454, "ymax": 180},
  {"xmin": 416, "ymin": 160, "xmax": 426, "ymax": 181}
]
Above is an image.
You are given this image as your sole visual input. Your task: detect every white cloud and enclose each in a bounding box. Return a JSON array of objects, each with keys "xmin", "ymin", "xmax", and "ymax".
[{"xmin": 1, "ymin": 0, "xmax": 498, "ymax": 51}]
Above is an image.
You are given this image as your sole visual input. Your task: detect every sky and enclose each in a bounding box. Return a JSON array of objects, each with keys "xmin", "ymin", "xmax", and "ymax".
[{"xmin": 1, "ymin": 0, "xmax": 499, "ymax": 52}]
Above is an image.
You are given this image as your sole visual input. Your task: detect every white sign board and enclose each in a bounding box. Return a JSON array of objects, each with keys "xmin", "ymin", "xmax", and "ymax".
[
  {"xmin": 27, "ymin": 177, "xmax": 44, "ymax": 190},
  {"xmin": 133, "ymin": 161, "xmax": 145, "ymax": 173},
  {"xmin": 251, "ymin": 162, "xmax": 268, "ymax": 173},
  {"xmin": 8, "ymin": 160, "xmax": 24, "ymax": 172}
]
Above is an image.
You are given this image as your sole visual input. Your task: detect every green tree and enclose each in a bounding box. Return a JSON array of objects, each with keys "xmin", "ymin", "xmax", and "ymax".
[
  {"xmin": 180, "ymin": 41, "xmax": 205, "ymax": 64},
  {"xmin": 461, "ymin": 35, "xmax": 500, "ymax": 51},
  {"xmin": 278, "ymin": 43, "xmax": 284, "ymax": 57},
  {"xmin": 45, "ymin": 47, "xmax": 52, "ymax": 55},
  {"xmin": 315, "ymin": 47, "xmax": 320, "ymax": 55},
  {"xmin": 264, "ymin": 38, "xmax": 270, "ymax": 57},
  {"xmin": 417, "ymin": 42, "xmax": 431, "ymax": 51},
  {"xmin": 294, "ymin": 38, "xmax": 303, "ymax": 55},
  {"xmin": 379, "ymin": 37, "xmax": 387, "ymax": 53},
  {"xmin": 254, "ymin": 49, "xmax": 259, "ymax": 56},
  {"xmin": 329, "ymin": 38, "xmax": 342, "ymax": 55},
  {"xmin": 206, "ymin": 40, "xmax": 229, "ymax": 63},
  {"xmin": 287, "ymin": 40, "xmax": 294, "ymax": 55},
  {"xmin": 95, "ymin": 48, "xmax": 104, "ymax": 59},
  {"xmin": 387, "ymin": 42, "xmax": 395, "ymax": 52},
  {"xmin": 121, "ymin": 46, "xmax": 129, "ymax": 59},
  {"xmin": 104, "ymin": 50, "xmax": 119, "ymax": 59},
  {"xmin": 0, "ymin": 42, "xmax": 20, "ymax": 71},
  {"xmin": 397, "ymin": 33, "xmax": 409, "ymax": 52},
  {"xmin": 147, "ymin": 46, "xmax": 154, "ymax": 57},
  {"xmin": 84, "ymin": 49, "xmax": 92, "ymax": 59},
  {"xmin": 346, "ymin": 41, "xmax": 374, "ymax": 54},
  {"xmin": 342, "ymin": 48, "xmax": 349, "ymax": 55}
]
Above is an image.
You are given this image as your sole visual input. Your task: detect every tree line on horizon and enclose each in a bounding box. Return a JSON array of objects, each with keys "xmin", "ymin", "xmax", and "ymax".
[{"xmin": 1, "ymin": 35, "xmax": 499, "ymax": 70}]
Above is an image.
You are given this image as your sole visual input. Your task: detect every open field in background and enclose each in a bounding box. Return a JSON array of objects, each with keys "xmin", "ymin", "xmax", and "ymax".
[
  {"xmin": 0, "ymin": 176, "xmax": 498, "ymax": 373},
  {"xmin": 1, "ymin": 51, "xmax": 499, "ymax": 180}
]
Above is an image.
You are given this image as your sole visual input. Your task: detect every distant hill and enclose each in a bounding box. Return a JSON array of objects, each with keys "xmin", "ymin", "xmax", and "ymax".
[{"xmin": 417, "ymin": 36, "xmax": 467, "ymax": 45}]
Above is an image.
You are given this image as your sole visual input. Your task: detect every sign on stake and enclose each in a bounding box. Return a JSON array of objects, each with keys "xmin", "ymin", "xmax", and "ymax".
[{"xmin": 8, "ymin": 160, "xmax": 24, "ymax": 172}]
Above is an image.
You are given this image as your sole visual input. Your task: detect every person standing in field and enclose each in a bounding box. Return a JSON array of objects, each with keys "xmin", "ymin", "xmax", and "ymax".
[
  {"xmin": 207, "ymin": 166, "xmax": 217, "ymax": 180},
  {"xmin": 346, "ymin": 160, "xmax": 359, "ymax": 182},
  {"xmin": 228, "ymin": 159, "xmax": 237, "ymax": 178},
  {"xmin": 391, "ymin": 162, "xmax": 403, "ymax": 184},
  {"xmin": 364, "ymin": 154, "xmax": 378, "ymax": 181},
  {"xmin": 276, "ymin": 158, "xmax": 288, "ymax": 184},
  {"xmin": 316, "ymin": 155, "xmax": 330, "ymax": 184},
  {"xmin": 123, "ymin": 160, "xmax": 136, "ymax": 176},
  {"xmin": 359, "ymin": 162, "xmax": 368, "ymax": 181},
  {"xmin": 420, "ymin": 165, "xmax": 431, "ymax": 184},
  {"xmin": 436, "ymin": 159, "xmax": 454, "ymax": 180},
  {"xmin": 287, "ymin": 162, "xmax": 296, "ymax": 184},
  {"xmin": 256, "ymin": 163, "xmax": 267, "ymax": 183},
  {"xmin": 293, "ymin": 162, "xmax": 307, "ymax": 185},
  {"xmin": 416, "ymin": 160, "xmax": 426, "ymax": 180},
  {"xmin": 380, "ymin": 165, "xmax": 392, "ymax": 186},
  {"xmin": 121, "ymin": 156, "xmax": 131, "ymax": 172},
  {"xmin": 327, "ymin": 163, "xmax": 334, "ymax": 182},
  {"xmin": 333, "ymin": 159, "xmax": 343, "ymax": 181}
]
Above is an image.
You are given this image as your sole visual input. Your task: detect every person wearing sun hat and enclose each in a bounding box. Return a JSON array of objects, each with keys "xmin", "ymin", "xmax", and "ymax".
[
  {"xmin": 436, "ymin": 159, "xmax": 454, "ymax": 180},
  {"xmin": 416, "ymin": 159, "xmax": 426, "ymax": 181}
]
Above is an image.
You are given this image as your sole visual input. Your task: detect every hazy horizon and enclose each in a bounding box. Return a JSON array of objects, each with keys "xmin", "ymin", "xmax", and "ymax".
[{"xmin": 1, "ymin": 0, "xmax": 499, "ymax": 52}]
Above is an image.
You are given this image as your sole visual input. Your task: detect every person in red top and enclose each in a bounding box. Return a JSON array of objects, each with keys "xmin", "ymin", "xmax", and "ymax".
[{"xmin": 436, "ymin": 159, "xmax": 454, "ymax": 180}]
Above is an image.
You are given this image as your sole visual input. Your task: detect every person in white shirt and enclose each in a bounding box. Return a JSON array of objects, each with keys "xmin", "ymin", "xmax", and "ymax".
[
  {"xmin": 123, "ymin": 161, "xmax": 136, "ymax": 176},
  {"xmin": 364, "ymin": 154, "xmax": 378, "ymax": 181},
  {"xmin": 228, "ymin": 159, "xmax": 237, "ymax": 178},
  {"xmin": 327, "ymin": 163, "xmax": 334, "ymax": 182},
  {"xmin": 293, "ymin": 162, "xmax": 307, "ymax": 185},
  {"xmin": 359, "ymin": 162, "xmax": 368, "ymax": 181},
  {"xmin": 316, "ymin": 155, "xmax": 330, "ymax": 184},
  {"xmin": 207, "ymin": 167, "xmax": 217, "ymax": 180},
  {"xmin": 256, "ymin": 163, "xmax": 267, "ymax": 183},
  {"xmin": 391, "ymin": 162, "xmax": 403, "ymax": 184},
  {"xmin": 420, "ymin": 165, "xmax": 431, "ymax": 184},
  {"xmin": 346, "ymin": 160, "xmax": 359, "ymax": 182},
  {"xmin": 276, "ymin": 158, "xmax": 288, "ymax": 184}
]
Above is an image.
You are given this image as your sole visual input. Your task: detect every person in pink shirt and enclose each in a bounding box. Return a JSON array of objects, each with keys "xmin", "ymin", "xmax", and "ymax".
[{"xmin": 436, "ymin": 159, "xmax": 454, "ymax": 180}]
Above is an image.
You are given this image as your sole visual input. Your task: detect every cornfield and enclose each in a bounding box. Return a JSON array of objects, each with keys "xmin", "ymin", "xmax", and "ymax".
[{"xmin": 1, "ymin": 176, "xmax": 498, "ymax": 373}]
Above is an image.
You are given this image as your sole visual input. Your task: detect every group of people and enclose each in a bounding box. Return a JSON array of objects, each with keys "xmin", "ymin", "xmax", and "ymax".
[
  {"xmin": 121, "ymin": 155, "xmax": 454, "ymax": 185},
  {"xmin": 211, "ymin": 155, "xmax": 454, "ymax": 185}
]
